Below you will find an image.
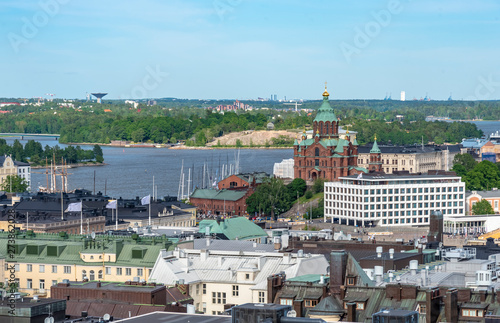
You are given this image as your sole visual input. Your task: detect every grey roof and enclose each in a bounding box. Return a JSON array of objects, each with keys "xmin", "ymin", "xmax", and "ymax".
[
  {"xmin": 340, "ymin": 170, "xmax": 460, "ymax": 181},
  {"xmin": 193, "ymin": 239, "xmax": 276, "ymax": 253},
  {"xmin": 115, "ymin": 312, "xmax": 231, "ymax": 323},
  {"xmin": 149, "ymin": 249, "xmax": 329, "ymax": 287},
  {"xmin": 358, "ymin": 144, "xmax": 458, "ymax": 154},
  {"xmin": 466, "ymin": 190, "xmax": 500, "ymax": 198}
]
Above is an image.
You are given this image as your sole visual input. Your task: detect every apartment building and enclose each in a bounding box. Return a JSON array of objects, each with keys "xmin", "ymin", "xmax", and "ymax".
[{"xmin": 0, "ymin": 232, "xmax": 173, "ymax": 297}]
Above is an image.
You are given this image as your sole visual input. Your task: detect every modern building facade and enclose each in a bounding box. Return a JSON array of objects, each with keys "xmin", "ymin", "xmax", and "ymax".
[
  {"xmin": 293, "ymin": 87, "xmax": 365, "ymax": 182},
  {"xmin": 324, "ymin": 171, "xmax": 466, "ymax": 227}
]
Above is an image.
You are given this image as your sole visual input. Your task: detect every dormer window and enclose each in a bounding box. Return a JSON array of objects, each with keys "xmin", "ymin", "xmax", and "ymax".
[
  {"xmin": 280, "ymin": 298, "xmax": 293, "ymax": 306},
  {"xmin": 305, "ymin": 299, "xmax": 318, "ymax": 307},
  {"xmin": 347, "ymin": 276, "xmax": 357, "ymax": 286}
]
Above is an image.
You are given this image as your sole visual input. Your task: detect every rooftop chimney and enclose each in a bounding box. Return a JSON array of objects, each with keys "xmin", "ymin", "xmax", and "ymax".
[
  {"xmin": 389, "ymin": 248, "xmax": 394, "ymax": 259},
  {"xmin": 376, "ymin": 246, "xmax": 383, "ymax": 258}
]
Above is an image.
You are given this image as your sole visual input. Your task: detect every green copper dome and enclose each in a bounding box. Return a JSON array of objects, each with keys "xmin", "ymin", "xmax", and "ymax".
[{"xmin": 314, "ymin": 91, "xmax": 337, "ymax": 124}]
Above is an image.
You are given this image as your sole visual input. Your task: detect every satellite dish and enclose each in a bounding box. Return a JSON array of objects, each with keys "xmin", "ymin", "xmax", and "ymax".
[
  {"xmin": 287, "ymin": 310, "xmax": 297, "ymax": 317},
  {"xmin": 103, "ymin": 313, "xmax": 110, "ymax": 321},
  {"xmin": 91, "ymin": 232, "xmax": 96, "ymax": 239}
]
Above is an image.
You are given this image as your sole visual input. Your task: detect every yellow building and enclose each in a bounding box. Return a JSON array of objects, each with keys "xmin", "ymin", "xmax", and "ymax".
[
  {"xmin": 0, "ymin": 231, "xmax": 174, "ymax": 298},
  {"xmin": 0, "ymin": 155, "xmax": 31, "ymax": 190}
]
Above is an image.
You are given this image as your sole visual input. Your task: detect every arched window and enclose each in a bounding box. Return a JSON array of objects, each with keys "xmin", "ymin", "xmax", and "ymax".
[
  {"xmin": 325, "ymin": 123, "xmax": 329, "ymax": 134},
  {"xmin": 334, "ymin": 161, "xmax": 336, "ymax": 167},
  {"xmin": 98, "ymin": 270, "xmax": 103, "ymax": 279},
  {"xmin": 315, "ymin": 148, "xmax": 319, "ymax": 156},
  {"xmin": 82, "ymin": 270, "xmax": 87, "ymax": 280},
  {"xmin": 89, "ymin": 270, "xmax": 95, "ymax": 281},
  {"xmin": 320, "ymin": 122, "xmax": 323, "ymax": 134}
]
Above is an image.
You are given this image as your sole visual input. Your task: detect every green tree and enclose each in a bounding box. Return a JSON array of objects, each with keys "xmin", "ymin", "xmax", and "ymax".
[
  {"xmin": 464, "ymin": 161, "xmax": 500, "ymax": 190},
  {"xmin": 287, "ymin": 178, "xmax": 307, "ymax": 199},
  {"xmin": 93, "ymin": 145, "xmax": 104, "ymax": 163},
  {"xmin": 131, "ymin": 128, "xmax": 145, "ymax": 142},
  {"xmin": 453, "ymin": 153, "xmax": 477, "ymax": 172},
  {"xmin": 1, "ymin": 175, "xmax": 29, "ymax": 193},
  {"xmin": 246, "ymin": 177, "xmax": 291, "ymax": 219},
  {"xmin": 472, "ymin": 199, "xmax": 494, "ymax": 215},
  {"xmin": 312, "ymin": 178, "xmax": 326, "ymax": 193}
]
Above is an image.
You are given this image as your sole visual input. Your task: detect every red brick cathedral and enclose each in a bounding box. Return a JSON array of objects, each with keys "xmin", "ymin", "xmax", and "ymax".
[{"xmin": 293, "ymin": 86, "xmax": 376, "ymax": 182}]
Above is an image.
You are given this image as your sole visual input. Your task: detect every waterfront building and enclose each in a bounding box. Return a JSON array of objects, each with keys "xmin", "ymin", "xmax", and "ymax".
[
  {"xmin": 0, "ymin": 231, "xmax": 173, "ymax": 298},
  {"xmin": 480, "ymin": 140, "xmax": 500, "ymax": 162},
  {"xmin": 0, "ymin": 155, "xmax": 31, "ymax": 190},
  {"xmin": 293, "ymin": 86, "xmax": 365, "ymax": 182},
  {"xmin": 357, "ymin": 144, "xmax": 461, "ymax": 174},
  {"xmin": 190, "ymin": 172, "xmax": 268, "ymax": 216},
  {"xmin": 149, "ymin": 248, "xmax": 328, "ymax": 315},
  {"xmin": 324, "ymin": 170, "xmax": 465, "ymax": 227}
]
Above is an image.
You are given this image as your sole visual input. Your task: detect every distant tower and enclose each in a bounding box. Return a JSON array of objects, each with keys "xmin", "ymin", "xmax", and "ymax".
[
  {"xmin": 91, "ymin": 93, "xmax": 108, "ymax": 104},
  {"xmin": 448, "ymin": 92, "xmax": 452, "ymax": 101},
  {"xmin": 400, "ymin": 91, "xmax": 406, "ymax": 101}
]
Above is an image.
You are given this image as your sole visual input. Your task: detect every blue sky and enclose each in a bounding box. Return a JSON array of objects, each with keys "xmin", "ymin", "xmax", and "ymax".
[{"xmin": 1, "ymin": 0, "xmax": 500, "ymax": 100}]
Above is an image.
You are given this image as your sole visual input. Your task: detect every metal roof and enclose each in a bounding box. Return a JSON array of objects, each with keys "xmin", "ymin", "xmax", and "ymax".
[
  {"xmin": 190, "ymin": 188, "xmax": 247, "ymax": 201},
  {"xmin": 198, "ymin": 217, "xmax": 268, "ymax": 240}
]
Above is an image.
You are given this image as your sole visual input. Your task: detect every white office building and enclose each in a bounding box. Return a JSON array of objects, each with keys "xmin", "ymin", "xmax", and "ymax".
[{"xmin": 324, "ymin": 171, "xmax": 465, "ymax": 227}]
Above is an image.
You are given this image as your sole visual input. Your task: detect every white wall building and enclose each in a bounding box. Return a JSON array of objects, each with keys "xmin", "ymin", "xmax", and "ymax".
[
  {"xmin": 324, "ymin": 171, "xmax": 465, "ymax": 227},
  {"xmin": 149, "ymin": 248, "xmax": 328, "ymax": 315},
  {"xmin": 273, "ymin": 158, "xmax": 294, "ymax": 179}
]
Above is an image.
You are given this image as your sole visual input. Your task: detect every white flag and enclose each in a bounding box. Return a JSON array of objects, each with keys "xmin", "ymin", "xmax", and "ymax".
[
  {"xmin": 106, "ymin": 200, "xmax": 117, "ymax": 209},
  {"xmin": 357, "ymin": 173, "xmax": 363, "ymax": 180},
  {"xmin": 141, "ymin": 195, "xmax": 150, "ymax": 205},
  {"xmin": 65, "ymin": 202, "xmax": 82, "ymax": 212}
]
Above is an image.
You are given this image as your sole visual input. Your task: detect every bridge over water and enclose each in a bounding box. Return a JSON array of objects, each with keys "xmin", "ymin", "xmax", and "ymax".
[{"xmin": 0, "ymin": 133, "xmax": 60, "ymax": 139}]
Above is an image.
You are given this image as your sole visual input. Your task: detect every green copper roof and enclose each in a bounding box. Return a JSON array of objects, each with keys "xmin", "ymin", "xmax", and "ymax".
[
  {"xmin": 0, "ymin": 232, "xmax": 173, "ymax": 267},
  {"xmin": 352, "ymin": 137, "xmax": 358, "ymax": 146},
  {"xmin": 334, "ymin": 144, "xmax": 344, "ymax": 153},
  {"xmin": 313, "ymin": 96, "xmax": 337, "ymax": 123},
  {"xmin": 190, "ymin": 188, "xmax": 247, "ymax": 201},
  {"xmin": 370, "ymin": 140, "xmax": 381, "ymax": 153},
  {"xmin": 294, "ymin": 139, "xmax": 299, "ymax": 146},
  {"xmin": 198, "ymin": 217, "xmax": 267, "ymax": 240}
]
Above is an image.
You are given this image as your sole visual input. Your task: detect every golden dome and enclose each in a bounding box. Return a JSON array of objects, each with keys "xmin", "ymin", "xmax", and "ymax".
[{"xmin": 322, "ymin": 81, "xmax": 329, "ymax": 97}]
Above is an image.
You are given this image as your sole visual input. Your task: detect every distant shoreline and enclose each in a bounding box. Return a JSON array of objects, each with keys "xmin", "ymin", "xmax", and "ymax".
[{"xmin": 31, "ymin": 162, "xmax": 107, "ymax": 169}]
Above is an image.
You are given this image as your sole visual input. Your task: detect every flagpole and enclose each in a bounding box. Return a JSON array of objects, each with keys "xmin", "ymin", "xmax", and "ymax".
[
  {"xmin": 148, "ymin": 200, "xmax": 151, "ymax": 226},
  {"xmin": 80, "ymin": 207, "xmax": 83, "ymax": 234},
  {"xmin": 153, "ymin": 176, "xmax": 155, "ymax": 201},
  {"xmin": 115, "ymin": 201, "xmax": 118, "ymax": 230}
]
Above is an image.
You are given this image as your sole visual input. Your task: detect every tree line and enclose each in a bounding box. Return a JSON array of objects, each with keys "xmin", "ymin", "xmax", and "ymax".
[
  {"xmin": 0, "ymin": 139, "xmax": 104, "ymax": 165},
  {"xmin": 0, "ymin": 99, "xmax": 491, "ymax": 146}
]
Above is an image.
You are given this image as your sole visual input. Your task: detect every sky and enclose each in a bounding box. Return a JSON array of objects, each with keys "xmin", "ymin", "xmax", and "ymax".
[{"xmin": 1, "ymin": 0, "xmax": 500, "ymax": 101}]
